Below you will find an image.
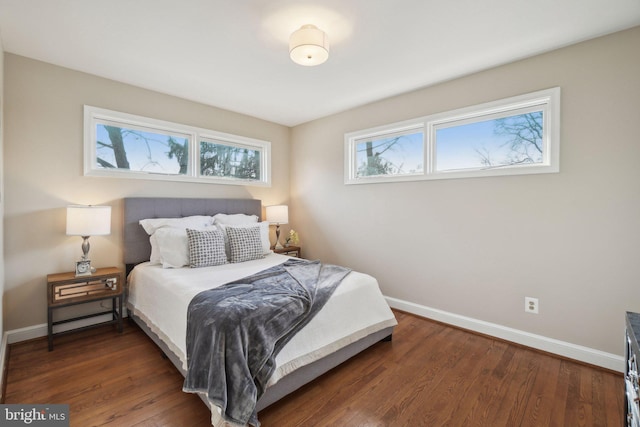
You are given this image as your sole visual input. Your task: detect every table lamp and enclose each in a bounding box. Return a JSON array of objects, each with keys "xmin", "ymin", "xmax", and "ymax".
[
  {"xmin": 66, "ymin": 205, "xmax": 111, "ymax": 276},
  {"xmin": 266, "ymin": 205, "xmax": 288, "ymax": 250}
]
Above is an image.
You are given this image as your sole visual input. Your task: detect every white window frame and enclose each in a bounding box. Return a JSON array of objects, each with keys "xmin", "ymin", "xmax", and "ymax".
[
  {"xmin": 344, "ymin": 118, "xmax": 426, "ymax": 184},
  {"xmin": 345, "ymin": 87, "xmax": 560, "ymax": 184},
  {"xmin": 84, "ymin": 105, "xmax": 271, "ymax": 186}
]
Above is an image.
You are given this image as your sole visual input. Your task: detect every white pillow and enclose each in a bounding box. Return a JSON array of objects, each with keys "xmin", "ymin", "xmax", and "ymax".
[
  {"xmin": 154, "ymin": 227, "xmax": 190, "ymax": 268},
  {"xmin": 216, "ymin": 222, "xmax": 271, "ymax": 255},
  {"xmin": 152, "ymin": 224, "xmax": 218, "ymax": 268},
  {"xmin": 139, "ymin": 215, "xmax": 213, "ymax": 235},
  {"xmin": 140, "ymin": 216, "xmax": 215, "ymax": 266},
  {"xmin": 212, "ymin": 213, "xmax": 258, "ymax": 225},
  {"xmin": 149, "ymin": 234, "xmax": 162, "ymax": 265}
]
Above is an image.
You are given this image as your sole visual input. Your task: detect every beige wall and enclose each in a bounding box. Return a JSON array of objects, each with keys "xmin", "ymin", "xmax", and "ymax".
[
  {"xmin": 290, "ymin": 26, "xmax": 640, "ymax": 356},
  {"xmin": 3, "ymin": 54, "xmax": 290, "ymax": 330},
  {"xmin": 3, "ymin": 27, "xmax": 639, "ymax": 360},
  {"xmin": 0, "ymin": 37, "xmax": 4, "ymax": 339}
]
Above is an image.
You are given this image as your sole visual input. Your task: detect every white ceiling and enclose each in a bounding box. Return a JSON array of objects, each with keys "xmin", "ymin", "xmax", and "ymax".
[{"xmin": 0, "ymin": 0, "xmax": 639, "ymax": 127}]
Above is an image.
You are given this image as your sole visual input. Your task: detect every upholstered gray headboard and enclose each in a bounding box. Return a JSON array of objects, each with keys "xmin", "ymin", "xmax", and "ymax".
[{"xmin": 123, "ymin": 197, "xmax": 262, "ymax": 268}]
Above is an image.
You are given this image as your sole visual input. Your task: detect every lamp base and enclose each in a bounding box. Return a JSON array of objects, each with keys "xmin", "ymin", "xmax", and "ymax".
[{"xmin": 274, "ymin": 225, "xmax": 285, "ymax": 250}]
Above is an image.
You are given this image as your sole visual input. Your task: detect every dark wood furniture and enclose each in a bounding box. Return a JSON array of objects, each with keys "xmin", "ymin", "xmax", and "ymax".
[
  {"xmin": 273, "ymin": 245, "xmax": 301, "ymax": 258},
  {"xmin": 626, "ymin": 311, "xmax": 640, "ymax": 426},
  {"xmin": 47, "ymin": 266, "xmax": 124, "ymax": 350}
]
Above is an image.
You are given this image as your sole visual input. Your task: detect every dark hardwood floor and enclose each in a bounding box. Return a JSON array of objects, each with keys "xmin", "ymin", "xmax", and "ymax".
[{"xmin": 4, "ymin": 310, "xmax": 624, "ymax": 426}]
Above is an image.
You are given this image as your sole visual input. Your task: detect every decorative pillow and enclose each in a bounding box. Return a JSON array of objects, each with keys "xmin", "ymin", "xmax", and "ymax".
[
  {"xmin": 226, "ymin": 225, "xmax": 265, "ymax": 263},
  {"xmin": 139, "ymin": 215, "xmax": 213, "ymax": 235},
  {"xmin": 216, "ymin": 222, "xmax": 271, "ymax": 256},
  {"xmin": 212, "ymin": 213, "xmax": 258, "ymax": 225},
  {"xmin": 186, "ymin": 228, "xmax": 227, "ymax": 268}
]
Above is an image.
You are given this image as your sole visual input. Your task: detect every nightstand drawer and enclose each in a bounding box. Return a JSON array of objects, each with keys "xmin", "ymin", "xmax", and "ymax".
[
  {"xmin": 47, "ymin": 267, "xmax": 123, "ymax": 306},
  {"xmin": 50, "ymin": 276, "xmax": 120, "ymax": 304}
]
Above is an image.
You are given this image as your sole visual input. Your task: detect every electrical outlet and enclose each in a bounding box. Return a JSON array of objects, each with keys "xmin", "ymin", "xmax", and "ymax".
[{"xmin": 525, "ymin": 297, "xmax": 539, "ymax": 314}]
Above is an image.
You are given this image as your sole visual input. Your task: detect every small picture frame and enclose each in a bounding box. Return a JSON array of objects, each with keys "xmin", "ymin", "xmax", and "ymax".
[{"xmin": 75, "ymin": 259, "xmax": 92, "ymax": 277}]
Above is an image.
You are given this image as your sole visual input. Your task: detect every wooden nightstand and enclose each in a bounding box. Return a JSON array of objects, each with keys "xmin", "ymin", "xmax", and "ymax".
[
  {"xmin": 273, "ymin": 245, "xmax": 301, "ymax": 258},
  {"xmin": 47, "ymin": 266, "xmax": 124, "ymax": 351}
]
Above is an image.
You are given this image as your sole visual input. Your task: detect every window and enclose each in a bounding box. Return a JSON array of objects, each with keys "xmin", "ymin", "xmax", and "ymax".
[
  {"xmin": 352, "ymin": 123, "xmax": 424, "ymax": 179},
  {"xmin": 94, "ymin": 121, "xmax": 191, "ymax": 175},
  {"xmin": 199, "ymin": 138, "xmax": 261, "ymax": 180},
  {"xmin": 84, "ymin": 106, "xmax": 271, "ymax": 186},
  {"xmin": 345, "ymin": 119, "xmax": 426, "ymax": 184},
  {"xmin": 345, "ymin": 87, "xmax": 559, "ymax": 184}
]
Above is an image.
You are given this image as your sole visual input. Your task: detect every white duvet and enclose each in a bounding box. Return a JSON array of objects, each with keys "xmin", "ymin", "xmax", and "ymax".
[{"xmin": 127, "ymin": 253, "xmax": 397, "ymax": 388}]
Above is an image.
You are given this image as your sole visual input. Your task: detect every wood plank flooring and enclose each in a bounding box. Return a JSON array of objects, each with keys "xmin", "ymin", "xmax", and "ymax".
[{"xmin": 4, "ymin": 310, "xmax": 624, "ymax": 426}]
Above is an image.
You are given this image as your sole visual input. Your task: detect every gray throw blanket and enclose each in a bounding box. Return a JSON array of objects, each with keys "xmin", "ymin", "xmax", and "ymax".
[{"xmin": 183, "ymin": 259, "xmax": 351, "ymax": 426}]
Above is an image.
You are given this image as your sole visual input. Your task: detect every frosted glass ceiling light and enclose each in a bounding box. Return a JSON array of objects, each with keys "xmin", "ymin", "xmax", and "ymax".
[{"xmin": 289, "ymin": 24, "xmax": 329, "ymax": 66}]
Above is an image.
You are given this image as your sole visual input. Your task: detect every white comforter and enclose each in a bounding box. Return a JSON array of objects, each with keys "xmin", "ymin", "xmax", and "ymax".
[{"xmin": 127, "ymin": 253, "xmax": 397, "ymax": 387}]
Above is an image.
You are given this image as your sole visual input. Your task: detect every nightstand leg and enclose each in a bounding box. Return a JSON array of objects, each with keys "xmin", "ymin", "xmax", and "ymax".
[
  {"xmin": 118, "ymin": 295, "xmax": 123, "ymax": 333},
  {"xmin": 47, "ymin": 307, "xmax": 53, "ymax": 351}
]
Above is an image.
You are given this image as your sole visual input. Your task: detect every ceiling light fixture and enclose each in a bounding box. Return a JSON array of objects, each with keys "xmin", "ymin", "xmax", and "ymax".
[{"xmin": 289, "ymin": 24, "xmax": 329, "ymax": 66}]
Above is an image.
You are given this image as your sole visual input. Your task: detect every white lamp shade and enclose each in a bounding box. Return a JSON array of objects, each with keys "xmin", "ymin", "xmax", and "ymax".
[
  {"xmin": 266, "ymin": 205, "xmax": 289, "ymax": 225},
  {"xmin": 66, "ymin": 205, "xmax": 112, "ymax": 236},
  {"xmin": 289, "ymin": 24, "xmax": 329, "ymax": 66}
]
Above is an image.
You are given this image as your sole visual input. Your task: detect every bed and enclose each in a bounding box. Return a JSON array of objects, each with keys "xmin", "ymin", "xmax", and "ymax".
[{"xmin": 123, "ymin": 197, "xmax": 397, "ymax": 426}]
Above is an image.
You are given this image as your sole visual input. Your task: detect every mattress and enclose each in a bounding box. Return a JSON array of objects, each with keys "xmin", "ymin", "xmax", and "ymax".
[{"xmin": 127, "ymin": 253, "xmax": 397, "ymax": 388}]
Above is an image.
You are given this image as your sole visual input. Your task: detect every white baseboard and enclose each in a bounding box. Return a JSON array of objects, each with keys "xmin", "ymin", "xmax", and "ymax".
[
  {"xmin": 386, "ymin": 296, "xmax": 624, "ymax": 373},
  {"xmin": 5, "ymin": 313, "xmax": 117, "ymax": 345},
  {"xmin": 2, "ymin": 299, "xmax": 624, "ymax": 374}
]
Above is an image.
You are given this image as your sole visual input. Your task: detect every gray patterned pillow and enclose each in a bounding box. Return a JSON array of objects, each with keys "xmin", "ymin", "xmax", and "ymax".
[
  {"xmin": 186, "ymin": 228, "xmax": 227, "ymax": 268},
  {"xmin": 226, "ymin": 225, "xmax": 265, "ymax": 263}
]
